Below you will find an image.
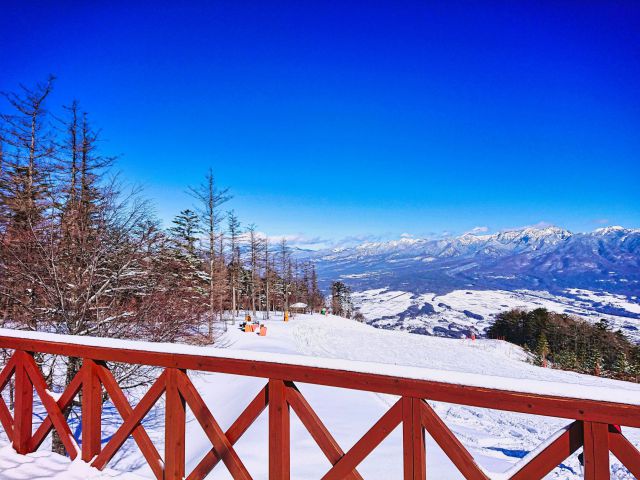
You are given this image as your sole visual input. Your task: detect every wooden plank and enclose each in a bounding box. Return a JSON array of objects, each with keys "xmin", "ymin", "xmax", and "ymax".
[
  {"xmin": 0, "ymin": 355, "xmax": 16, "ymax": 441},
  {"xmin": 322, "ymin": 399, "xmax": 403, "ymax": 480},
  {"xmin": 0, "ymin": 355, "xmax": 16, "ymax": 391},
  {"xmin": 609, "ymin": 428, "xmax": 640, "ymax": 479},
  {"xmin": 402, "ymin": 397, "xmax": 426, "ymax": 480},
  {"xmin": 29, "ymin": 367, "xmax": 83, "ymax": 451},
  {"xmin": 285, "ymin": 382, "xmax": 363, "ymax": 480},
  {"xmin": 583, "ymin": 421, "xmax": 610, "ymax": 480},
  {"xmin": 187, "ymin": 385, "xmax": 268, "ymax": 480},
  {"xmin": 82, "ymin": 359, "xmax": 102, "ymax": 462},
  {"xmin": 509, "ymin": 421, "xmax": 582, "ymax": 480},
  {"xmin": 93, "ymin": 364, "xmax": 163, "ymax": 479},
  {"xmin": 176, "ymin": 370, "xmax": 251, "ymax": 480},
  {"xmin": 2, "ymin": 335, "xmax": 639, "ymax": 428},
  {"xmin": 12, "ymin": 352, "xmax": 33, "ymax": 455},
  {"xmin": 165, "ymin": 368, "xmax": 186, "ymax": 480},
  {"xmin": 420, "ymin": 400, "xmax": 488, "ymax": 480},
  {"xmin": 92, "ymin": 368, "xmax": 165, "ymax": 478},
  {"xmin": 269, "ymin": 379, "xmax": 290, "ymax": 480},
  {"xmin": 22, "ymin": 354, "xmax": 79, "ymax": 458},
  {"xmin": 0, "ymin": 395, "xmax": 13, "ymax": 442}
]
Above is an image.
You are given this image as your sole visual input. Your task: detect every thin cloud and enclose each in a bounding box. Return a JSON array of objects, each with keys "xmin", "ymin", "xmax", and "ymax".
[{"xmin": 465, "ymin": 226, "xmax": 489, "ymax": 235}]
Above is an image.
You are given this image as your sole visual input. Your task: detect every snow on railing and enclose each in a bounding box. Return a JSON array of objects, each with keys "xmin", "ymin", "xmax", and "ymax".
[
  {"xmin": 0, "ymin": 327, "xmax": 639, "ymax": 480},
  {"xmin": 1, "ymin": 328, "xmax": 638, "ymax": 406}
]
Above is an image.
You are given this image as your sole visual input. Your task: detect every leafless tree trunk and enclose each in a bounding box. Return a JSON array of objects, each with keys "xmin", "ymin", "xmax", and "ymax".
[
  {"xmin": 227, "ymin": 211, "xmax": 241, "ymax": 321},
  {"xmin": 189, "ymin": 169, "xmax": 230, "ymax": 339},
  {"xmin": 264, "ymin": 236, "xmax": 270, "ymax": 319}
]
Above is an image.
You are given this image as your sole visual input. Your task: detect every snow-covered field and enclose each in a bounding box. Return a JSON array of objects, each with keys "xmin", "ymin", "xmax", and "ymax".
[
  {"xmin": 352, "ymin": 288, "xmax": 640, "ymax": 342},
  {"xmin": 1, "ymin": 314, "xmax": 639, "ymax": 479}
]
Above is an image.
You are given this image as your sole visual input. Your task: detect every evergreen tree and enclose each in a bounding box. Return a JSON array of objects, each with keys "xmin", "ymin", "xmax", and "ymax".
[
  {"xmin": 614, "ymin": 351, "xmax": 629, "ymax": 376},
  {"xmin": 535, "ymin": 332, "xmax": 549, "ymax": 367},
  {"xmin": 331, "ymin": 281, "xmax": 353, "ymax": 318},
  {"xmin": 584, "ymin": 348, "xmax": 603, "ymax": 376},
  {"xmin": 170, "ymin": 209, "xmax": 201, "ymax": 257},
  {"xmin": 488, "ymin": 308, "xmax": 636, "ymax": 381},
  {"xmin": 555, "ymin": 350, "xmax": 578, "ymax": 370}
]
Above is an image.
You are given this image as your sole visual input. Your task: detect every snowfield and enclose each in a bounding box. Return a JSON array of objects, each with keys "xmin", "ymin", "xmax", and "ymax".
[
  {"xmin": 1, "ymin": 314, "xmax": 639, "ymax": 479},
  {"xmin": 352, "ymin": 288, "xmax": 640, "ymax": 342}
]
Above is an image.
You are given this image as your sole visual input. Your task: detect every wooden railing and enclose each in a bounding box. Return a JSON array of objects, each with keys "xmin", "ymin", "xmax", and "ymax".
[{"xmin": 0, "ymin": 329, "xmax": 639, "ymax": 479}]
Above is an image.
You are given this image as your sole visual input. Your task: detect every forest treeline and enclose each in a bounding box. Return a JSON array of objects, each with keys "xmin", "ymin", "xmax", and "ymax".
[
  {"xmin": 0, "ymin": 77, "xmax": 331, "ymax": 347},
  {"xmin": 487, "ymin": 308, "xmax": 640, "ymax": 382},
  {"xmin": 0, "ymin": 77, "xmax": 344, "ymax": 443}
]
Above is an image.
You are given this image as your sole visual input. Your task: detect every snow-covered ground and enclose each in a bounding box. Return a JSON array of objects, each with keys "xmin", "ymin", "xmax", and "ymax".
[
  {"xmin": 1, "ymin": 314, "xmax": 639, "ymax": 479},
  {"xmin": 352, "ymin": 288, "xmax": 640, "ymax": 342}
]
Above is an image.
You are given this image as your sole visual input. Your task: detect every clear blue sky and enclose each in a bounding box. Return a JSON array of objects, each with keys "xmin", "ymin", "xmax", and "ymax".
[{"xmin": 2, "ymin": 2, "xmax": 638, "ymax": 246}]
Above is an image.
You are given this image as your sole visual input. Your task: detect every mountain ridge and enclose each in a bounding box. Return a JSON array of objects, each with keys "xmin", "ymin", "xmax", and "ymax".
[{"xmin": 307, "ymin": 225, "xmax": 640, "ymax": 297}]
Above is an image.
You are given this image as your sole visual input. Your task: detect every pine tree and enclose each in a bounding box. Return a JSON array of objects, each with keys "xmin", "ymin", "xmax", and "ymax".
[
  {"xmin": 170, "ymin": 209, "xmax": 201, "ymax": 257},
  {"xmin": 331, "ymin": 281, "xmax": 353, "ymax": 318},
  {"xmin": 584, "ymin": 348, "xmax": 603, "ymax": 376},
  {"xmin": 614, "ymin": 352, "xmax": 629, "ymax": 376},
  {"xmin": 535, "ymin": 332, "xmax": 550, "ymax": 367},
  {"xmin": 309, "ymin": 264, "xmax": 323, "ymax": 313},
  {"xmin": 555, "ymin": 350, "xmax": 578, "ymax": 370}
]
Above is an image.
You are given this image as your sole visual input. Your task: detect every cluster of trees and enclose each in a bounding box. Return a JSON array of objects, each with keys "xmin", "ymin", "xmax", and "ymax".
[
  {"xmin": 0, "ymin": 77, "xmax": 325, "ymax": 352},
  {"xmin": 0, "ymin": 78, "xmax": 328, "ymax": 450},
  {"xmin": 0, "ymin": 78, "xmax": 217, "ymax": 349},
  {"xmin": 487, "ymin": 308, "xmax": 640, "ymax": 381},
  {"xmin": 168, "ymin": 204, "xmax": 326, "ymax": 332}
]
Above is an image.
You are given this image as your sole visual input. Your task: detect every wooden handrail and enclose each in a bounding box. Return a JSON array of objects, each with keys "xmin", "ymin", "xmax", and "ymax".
[{"xmin": 0, "ymin": 329, "xmax": 639, "ymax": 479}]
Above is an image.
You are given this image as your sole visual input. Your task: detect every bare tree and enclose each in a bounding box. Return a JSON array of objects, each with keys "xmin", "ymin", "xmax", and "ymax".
[
  {"xmin": 189, "ymin": 169, "xmax": 230, "ymax": 338},
  {"xmin": 246, "ymin": 225, "xmax": 263, "ymax": 317},
  {"xmin": 263, "ymin": 235, "xmax": 271, "ymax": 319},
  {"xmin": 278, "ymin": 238, "xmax": 291, "ymax": 313},
  {"xmin": 227, "ymin": 210, "xmax": 241, "ymax": 319},
  {"xmin": 0, "ymin": 80, "xmax": 211, "ymax": 453}
]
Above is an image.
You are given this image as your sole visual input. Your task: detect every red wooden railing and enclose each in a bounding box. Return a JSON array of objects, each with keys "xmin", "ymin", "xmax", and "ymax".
[{"xmin": 0, "ymin": 330, "xmax": 639, "ymax": 479}]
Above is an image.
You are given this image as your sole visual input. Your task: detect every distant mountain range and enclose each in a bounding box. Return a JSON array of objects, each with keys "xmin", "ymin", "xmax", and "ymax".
[{"xmin": 308, "ymin": 226, "xmax": 640, "ymax": 297}]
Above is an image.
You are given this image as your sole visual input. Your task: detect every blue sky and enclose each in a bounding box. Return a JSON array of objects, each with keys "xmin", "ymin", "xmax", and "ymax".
[{"xmin": 2, "ymin": 2, "xmax": 638, "ymax": 246}]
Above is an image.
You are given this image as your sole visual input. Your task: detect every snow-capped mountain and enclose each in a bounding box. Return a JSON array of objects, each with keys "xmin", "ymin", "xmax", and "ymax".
[
  {"xmin": 305, "ymin": 226, "xmax": 640, "ymax": 338},
  {"xmin": 310, "ymin": 226, "xmax": 640, "ymax": 297}
]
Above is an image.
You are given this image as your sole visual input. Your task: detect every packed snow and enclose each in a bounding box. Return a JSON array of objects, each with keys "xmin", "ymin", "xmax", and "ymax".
[{"xmin": 1, "ymin": 314, "xmax": 639, "ymax": 479}]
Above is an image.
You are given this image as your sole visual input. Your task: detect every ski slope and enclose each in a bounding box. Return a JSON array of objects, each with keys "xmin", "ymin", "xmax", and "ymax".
[{"xmin": 1, "ymin": 313, "xmax": 639, "ymax": 479}]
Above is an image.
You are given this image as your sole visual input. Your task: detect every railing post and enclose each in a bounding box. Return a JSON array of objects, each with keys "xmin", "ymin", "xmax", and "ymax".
[
  {"xmin": 13, "ymin": 351, "xmax": 33, "ymax": 455},
  {"xmin": 165, "ymin": 368, "xmax": 186, "ymax": 480},
  {"xmin": 402, "ymin": 397, "xmax": 426, "ymax": 480},
  {"xmin": 269, "ymin": 379, "xmax": 290, "ymax": 479},
  {"xmin": 583, "ymin": 421, "xmax": 610, "ymax": 480},
  {"xmin": 82, "ymin": 359, "xmax": 102, "ymax": 462}
]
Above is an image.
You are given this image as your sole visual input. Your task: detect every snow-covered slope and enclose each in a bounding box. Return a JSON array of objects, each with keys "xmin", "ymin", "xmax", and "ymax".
[
  {"xmin": 306, "ymin": 225, "xmax": 640, "ymax": 342},
  {"xmin": 352, "ymin": 288, "xmax": 640, "ymax": 342},
  {"xmin": 1, "ymin": 314, "xmax": 639, "ymax": 479}
]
